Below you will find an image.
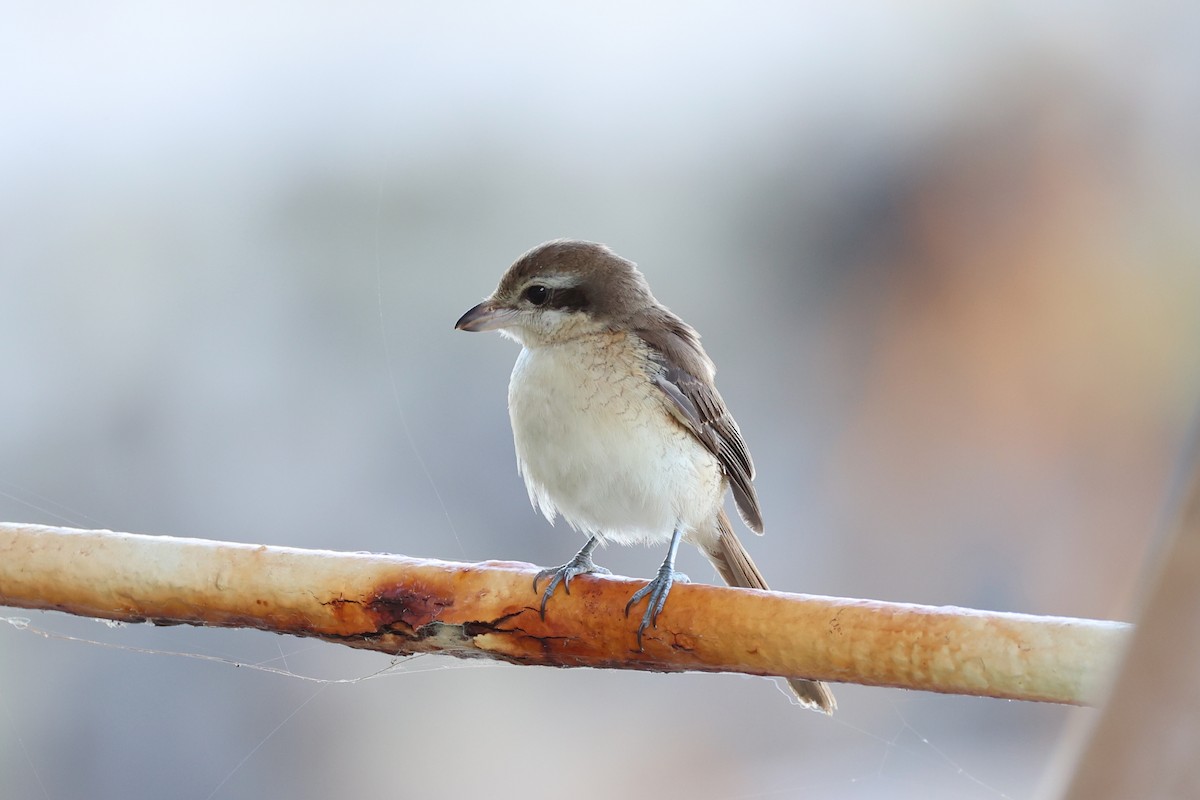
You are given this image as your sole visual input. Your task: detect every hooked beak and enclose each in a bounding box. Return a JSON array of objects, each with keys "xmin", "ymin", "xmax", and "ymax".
[{"xmin": 455, "ymin": 300, "xmax": 516, "ymax": 332}]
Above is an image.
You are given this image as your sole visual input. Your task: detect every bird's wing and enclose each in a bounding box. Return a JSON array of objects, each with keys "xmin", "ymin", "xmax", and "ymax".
[{"xmin": 632, "ymin": 308, "xmax": 764, "ymax": 534}]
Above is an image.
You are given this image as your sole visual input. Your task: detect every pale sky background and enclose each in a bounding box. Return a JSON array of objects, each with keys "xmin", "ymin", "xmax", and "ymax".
[{"xmin": 3, "ymin": 4, "xmax": 1199, "ymax": 799}]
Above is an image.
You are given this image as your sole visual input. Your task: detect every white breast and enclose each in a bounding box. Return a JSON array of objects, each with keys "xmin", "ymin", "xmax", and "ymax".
[{"xmin": 507, "ymin": 332, "xmax": 724, "ymax": 546}]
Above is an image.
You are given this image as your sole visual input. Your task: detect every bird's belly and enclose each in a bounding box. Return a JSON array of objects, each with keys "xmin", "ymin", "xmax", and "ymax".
[{"xmin": 508, "ymin": 343, "xmax": 722, "ymax": 544}]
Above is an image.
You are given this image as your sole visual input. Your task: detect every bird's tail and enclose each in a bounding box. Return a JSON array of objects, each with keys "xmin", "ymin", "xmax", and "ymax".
[{"xmin": 703, "ymin": 509, "xmax": 836, "ymax": 715}]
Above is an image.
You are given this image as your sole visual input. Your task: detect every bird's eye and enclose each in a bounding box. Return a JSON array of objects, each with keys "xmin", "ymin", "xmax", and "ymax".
[{"xmin": 523, "ymin": 285, "xmax": 549, "ymax": 306}]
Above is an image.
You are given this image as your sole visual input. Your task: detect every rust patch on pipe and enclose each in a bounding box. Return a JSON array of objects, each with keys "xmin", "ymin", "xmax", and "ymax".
[{"xmin": 367, "ymin": 583, "xmax": 455, "ymax": 629}]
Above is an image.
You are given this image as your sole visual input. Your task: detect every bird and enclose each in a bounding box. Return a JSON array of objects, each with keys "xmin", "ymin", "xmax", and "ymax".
[{"xmin": 454, "ymin": 239, "xmax": 835, "ymax": 713}]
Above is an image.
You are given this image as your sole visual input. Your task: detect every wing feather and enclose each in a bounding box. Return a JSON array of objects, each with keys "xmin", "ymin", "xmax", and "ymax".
[{"xmin": 633, "ymin": 308, "xmax": 764, "ymax": 533}]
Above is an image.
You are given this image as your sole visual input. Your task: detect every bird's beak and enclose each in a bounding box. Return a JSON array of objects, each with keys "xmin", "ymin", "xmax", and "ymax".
[{"xmin": 455, "ymin": 300, "xmax": 515, "ymax": 332}]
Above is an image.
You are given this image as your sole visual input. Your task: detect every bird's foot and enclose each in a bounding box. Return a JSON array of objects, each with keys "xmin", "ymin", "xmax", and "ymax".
[
  {"xmin": 625, "ymin": 564, "xmax": 690, "ymax": 649},
  {"xmin": 533, "ymin": 550, "xmax": 611, "ymax": 619}
]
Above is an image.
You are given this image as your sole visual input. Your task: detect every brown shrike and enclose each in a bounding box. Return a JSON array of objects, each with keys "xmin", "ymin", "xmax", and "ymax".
[{"xmin": 455, "ymin": 239, "xmax": 835, "ymax": 713}]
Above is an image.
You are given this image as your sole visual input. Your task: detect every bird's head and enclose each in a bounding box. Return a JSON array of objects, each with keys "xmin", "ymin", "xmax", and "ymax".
[{"xmin": 455, "ymin": 239, "xmax": 656, "ymax": 347}]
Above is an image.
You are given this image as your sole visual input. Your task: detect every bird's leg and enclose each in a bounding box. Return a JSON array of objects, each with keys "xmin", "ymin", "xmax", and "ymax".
[
  {"xmin": 625, "ymin": 526, "xmax": 690, "ymax": 649},
  {"xmin": 533, "ymin": 536, "xmax": 611, "ymax": 619}
]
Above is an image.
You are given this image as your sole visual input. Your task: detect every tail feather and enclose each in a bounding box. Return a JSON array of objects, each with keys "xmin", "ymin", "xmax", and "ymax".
[{"xmin": 706, "ymin": 510, "xmax": 836, "ymax": 715}]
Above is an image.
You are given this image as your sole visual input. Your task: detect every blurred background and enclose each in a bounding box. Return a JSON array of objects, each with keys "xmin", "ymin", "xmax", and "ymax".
[{"xmin": 3, "ymin": 3, "xmax": 1199, "ymax": 799}]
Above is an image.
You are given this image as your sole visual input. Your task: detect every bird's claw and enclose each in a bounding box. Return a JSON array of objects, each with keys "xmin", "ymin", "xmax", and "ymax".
[
  {"xmin": 533, "ymin": 553, "xmax": 610, "ymax": 619},
  {"xmin": 625, "ymin": 565, "xmax": 689, "ymax": 649}
]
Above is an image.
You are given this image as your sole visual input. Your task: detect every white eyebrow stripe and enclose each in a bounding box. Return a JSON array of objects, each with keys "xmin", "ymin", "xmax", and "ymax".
[{"xmin": 527, "ymin": 273, "xmax": 582, "ymax": 289}]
